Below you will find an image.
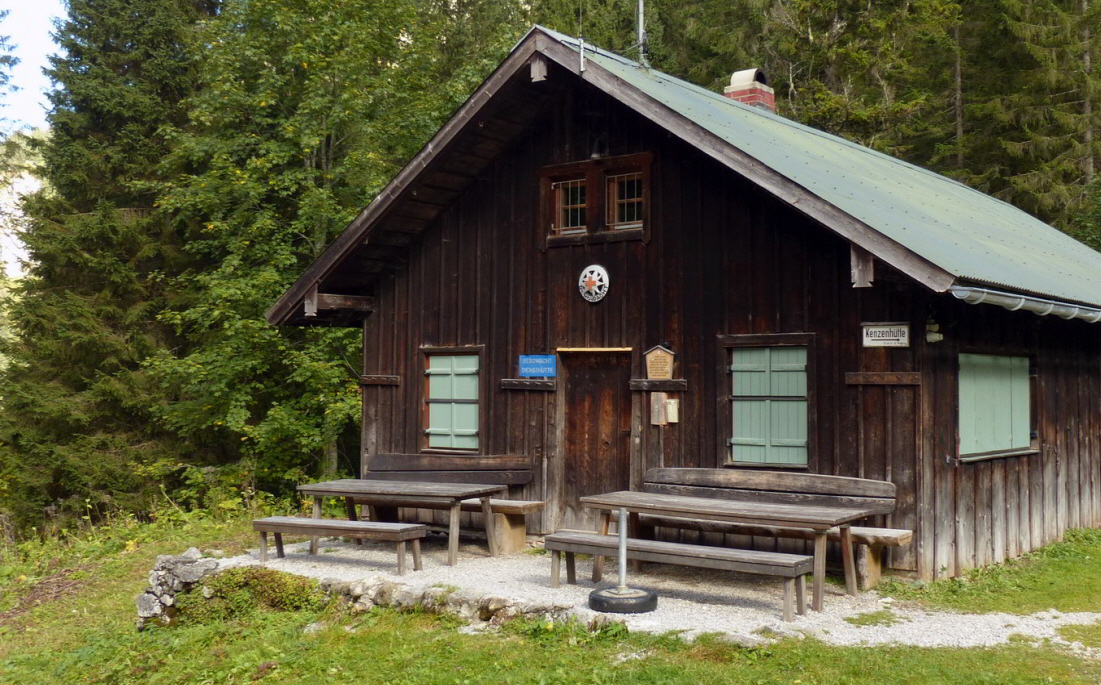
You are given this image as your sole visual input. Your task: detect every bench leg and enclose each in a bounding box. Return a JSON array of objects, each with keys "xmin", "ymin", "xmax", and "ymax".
[
  {"xmin": 593, "ymin": 511, "xmax": 610, "ymax": 582},
  {"xmin": 274, "ymin": 533, "xmax": 285, "ymax": 559},
  {"xmin": 481, "ymin": 497, "xmax": 499, "ymax": 557},
  {"xmin": 857, "ymin": 545, "xmax": 884, "ymax": 590},
  {"xmin": 447, "ymin": 503, "xmax": 461, "ymax": 566},
  {"xmin": 840, "ymin": 524, "xmax": 858, "ymax": 596},
  {"xmin": 812, "ymin": 531, "xmax": 827, "ymax": 611},
  {"xmin": 493, "ymin": 513, "xmax": 528, "ymax": 554},
  {"xmin": 259, "ymin": 532, "xmax": 268, "ymax": 563},
  {"xmin": 550, "ymin": 549, "xmax": 561, "ymax": 588},
  {"xmin": 412, "ymin": 539, "xmax": 423, "ymax": 571},
  {"xmin": 783, "ymin": 578, "xmax": 794, "ymax": 622},
  {"xmin": 565, "ymin": 552, "xmax": 576, "ymax": 585},
  {"xmin": 396, "ymin": 541, "xmax": 407, "ymax": 576},
  {"xmin": 346, "ymin": 497, "xmax": 362, "ymax": 546},
  {"xmin": 796, "ymin": 574, "xmax": 807, "ymax": 616},
  {"xmin": 310, "ymin": 496, "xmax": 322, "ymax": 555}
]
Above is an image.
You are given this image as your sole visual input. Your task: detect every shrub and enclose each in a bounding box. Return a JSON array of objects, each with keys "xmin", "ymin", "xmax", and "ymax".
[{"xmin": 174, "ymin": 566, "xmax": 327, "ymax": 624}]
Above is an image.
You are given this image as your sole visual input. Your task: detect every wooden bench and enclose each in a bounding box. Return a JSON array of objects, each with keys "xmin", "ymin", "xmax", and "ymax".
[
  {"xmin": 252, "ymin": 516, "xmax": 426, "ymax": 575},
  {"xmin": 545, "ymin": 531, "xmax": 812, "ymax": 621},
  {"xmin": 633, "ymin": 468, "xmax": 912, "ymax": 589},
  {"xmin": 360, "ymin": 455, "xmax": 544, "ymax": 554},
  {"xmin": 353, "ymin": 497, "xmax": 544, "ymax": 554}
]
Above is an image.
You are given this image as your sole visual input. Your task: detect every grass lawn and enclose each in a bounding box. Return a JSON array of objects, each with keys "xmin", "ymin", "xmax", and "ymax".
[
  {"xmin": 879, "ymin": 528, "xmax": 1101, "ymax": 614},
  {"xmin": 1, "ymin": 512, "xmax": 1100, "ymax": 684}
]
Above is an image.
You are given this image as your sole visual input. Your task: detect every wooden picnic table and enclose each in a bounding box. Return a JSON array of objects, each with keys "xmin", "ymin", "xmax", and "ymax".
[
  {"xmin": 580, "ymin": 490, "xmax": 879, "ymax": 611},
  {"xmin": 297, "ymin": 479, "xmax": 507, "ymax": 566}
]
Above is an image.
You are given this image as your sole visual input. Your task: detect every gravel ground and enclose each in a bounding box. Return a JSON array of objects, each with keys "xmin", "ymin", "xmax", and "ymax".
[{"xmin": 218, "ymin": 533, "xmax": 1101, "ymax": 649}]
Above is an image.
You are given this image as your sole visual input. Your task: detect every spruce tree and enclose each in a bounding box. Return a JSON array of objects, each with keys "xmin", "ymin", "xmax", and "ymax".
[
  {"xmin": 0, "ymin": 0, "xmax": 214, "ymax": 528},
  {"xmin": 992, "ymin": 0, "xmax": 1101, "ymax": 225}
]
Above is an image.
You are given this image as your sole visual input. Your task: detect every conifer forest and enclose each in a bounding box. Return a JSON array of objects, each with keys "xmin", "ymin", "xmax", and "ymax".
[{"xmin": 1, "ymin": 0, "xmax": 1100, "ymax": 534}]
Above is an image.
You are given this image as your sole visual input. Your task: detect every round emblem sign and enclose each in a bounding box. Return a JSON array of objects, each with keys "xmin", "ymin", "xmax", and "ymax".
[{"xmin": 578, "ymin": 264, "xmax": 610, "ymax": 303}]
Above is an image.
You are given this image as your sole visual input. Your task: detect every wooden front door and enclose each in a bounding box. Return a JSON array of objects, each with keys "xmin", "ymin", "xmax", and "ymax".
[{"xmin": 554, "ymin": 351, "xmax": 633, "ymax": 530}]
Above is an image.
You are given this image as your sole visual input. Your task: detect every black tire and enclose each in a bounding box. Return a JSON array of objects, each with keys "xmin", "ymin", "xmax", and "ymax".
[{"xmin": 588, "ymin": 589, "xmax": 658, "ymax": 614}]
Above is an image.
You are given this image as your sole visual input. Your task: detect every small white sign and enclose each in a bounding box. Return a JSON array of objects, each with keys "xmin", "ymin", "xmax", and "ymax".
[{"xmin": 862, "ymin": 323, "xmax": 910, "ymax": 348}]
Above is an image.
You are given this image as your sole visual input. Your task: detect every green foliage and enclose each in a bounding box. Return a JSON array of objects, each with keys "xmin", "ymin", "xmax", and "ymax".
[
  {"xmin": 880, "ymin": 527, "xmax": 1101, "ymax": 614},
  {"xmin": 174, "ymin": 566, "xmax": 327, "ymax": 624}
]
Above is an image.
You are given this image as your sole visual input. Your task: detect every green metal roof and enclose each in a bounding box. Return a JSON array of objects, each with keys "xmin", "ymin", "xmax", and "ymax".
[{"xmin": 543, "ymin": 28, "xmax": 1101, "ymax": 309}]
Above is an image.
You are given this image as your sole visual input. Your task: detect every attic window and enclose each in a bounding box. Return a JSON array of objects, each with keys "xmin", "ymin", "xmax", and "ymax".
[
  {"xmin": 541, "ymin": 152, "xmax": 651, "ymax": 247},
  {"xmin": 552, "ymin": 177, "xmax": 588, "ymax": 234},
  {"xmin": 607, "ymin": 172, "xmax": 644, "ymax": 230}
]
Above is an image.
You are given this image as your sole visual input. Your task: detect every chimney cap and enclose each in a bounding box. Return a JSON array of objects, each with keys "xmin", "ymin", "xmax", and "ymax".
[{"xmin": 728, "ymin": 68, "xmax": 768, "ymax": 89}]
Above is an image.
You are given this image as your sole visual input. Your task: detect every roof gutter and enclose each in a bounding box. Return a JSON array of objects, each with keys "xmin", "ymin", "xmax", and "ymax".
[{"xmin": 949, "ymin": 285, "xmax": 1101, "ymax": 324}]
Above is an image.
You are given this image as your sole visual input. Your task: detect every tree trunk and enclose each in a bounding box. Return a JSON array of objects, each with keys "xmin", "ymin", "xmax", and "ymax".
[
  {"xmin": 1083, "ymin": 0, "xmax": 1094, "ymax": 185},
  {"xmin": 322, "ymin": 440, "xmax": 339, "ymax": 480},
  {"xmin": 953, "ymin": 23, "xmax": 964, "ymax": 169}
]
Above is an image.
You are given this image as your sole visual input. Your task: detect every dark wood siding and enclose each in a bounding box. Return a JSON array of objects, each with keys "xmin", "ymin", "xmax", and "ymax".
[{"xmin": 359, "ymin": 75, "xmax": 1101, "ymax": 579}]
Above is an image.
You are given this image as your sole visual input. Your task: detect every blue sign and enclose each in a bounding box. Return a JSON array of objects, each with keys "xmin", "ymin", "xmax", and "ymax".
[{"xmin": 518, "ymin": 355, "xmax": 557, "ymax": 378}]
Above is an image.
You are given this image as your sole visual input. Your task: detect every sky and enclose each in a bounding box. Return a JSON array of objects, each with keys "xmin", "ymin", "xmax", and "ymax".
[
  {"xmin": 1, "ymin": 0, "xmax": 62, "ymax": 277},
  {"xmin": 4, "ymin": 0, "xmax": 65, "ymax": 131}
]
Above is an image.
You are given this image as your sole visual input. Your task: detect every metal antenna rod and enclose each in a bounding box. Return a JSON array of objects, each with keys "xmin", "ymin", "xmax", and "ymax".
[{"xmin": 637, "ymin": 0, "xmax": 649, "ymax": 67}]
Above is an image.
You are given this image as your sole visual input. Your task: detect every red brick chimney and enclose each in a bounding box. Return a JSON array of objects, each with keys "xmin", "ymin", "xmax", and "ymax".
[{"xmin": 723, "ymin": 68, "xmax": 775, "ymax": 112}]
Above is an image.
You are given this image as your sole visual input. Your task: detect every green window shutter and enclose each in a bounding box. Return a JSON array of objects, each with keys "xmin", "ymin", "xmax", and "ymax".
[
  {"xmin": 730, "ymin": 347, "xmax": 808, "ymax": 466},
  {"xmin": 426, "ymin": 354, "xmax": 480, "ymax": 449},
  {"xmin": 958, "ymin": 354, "xmax": 1030, "ymax": 455}
]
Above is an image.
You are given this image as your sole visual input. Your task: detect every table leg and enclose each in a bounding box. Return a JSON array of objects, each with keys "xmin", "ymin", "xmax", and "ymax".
[
  {"xmin": 274, "ymin": 533, "xmax": 285, "ymax": 559},
  {"xmin": 346, "ymin": 497, "xmax": 362, "ymax": 546},
  {"xmin": 592, "ymin": 511, "xmax": 611, "ymax": 582},
  {"xmin": 839, "ymin": 524, "xmax": 858, "ymax": 596},
  {"xmin": 812, "ymin": 531, "xmax": 827, "ymax": 611},
  {"xmin": 481, "ymin": 496, "xmax": 499, "ymax": 557},
  {"xmin": 310, "ymin": 496, "xmax": 322, "ymax": 555},
  {"xmin": 259, "ymin": 532, "xmax": 268, "ymax": 563},
  {"xmin": 448, "ymin": 502, "xmax": 461, "ymax": 566},
  {"xmin": 412, "ymin": 539, "xmax": 423, "ymax": 571}
]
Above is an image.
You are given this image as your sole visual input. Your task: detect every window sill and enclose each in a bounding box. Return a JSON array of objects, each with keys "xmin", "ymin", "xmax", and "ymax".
[
  {"xmin": 959, "ymin": 448, "xmax": 1039, "ymax": 464},
  {"xmin": 725, "ymin": 461, "xmax": 809, "ymax": 470},
  {"xmin": 547, "ymin": 228, "xmax": 644, "ymax": 248}
]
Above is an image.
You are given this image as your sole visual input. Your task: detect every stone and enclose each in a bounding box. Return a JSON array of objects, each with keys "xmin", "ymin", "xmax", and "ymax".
[
  {"xmin": 349, "ymin": 581, "xmax": 369, "ymax": 599},
  {"xmin": 161, "ymin": 593, "xmax": 175, "ymax": 607},
  {"xmin": 392, "ymin": 587, "xmax": 424, "ymax": 608},
  {"xmin": 477, "ymin": 597, "xmax": 509, "ymax": 622},
  {"xmin": 136, "ymin": 593, "xmax": 163, "ymax": 618},
  {"xmin": 202, "ymin": 586, "xmax": 215, "ymax": 599},
  {"xmin": 303, "ymin": 622, "xmax": 324, "ymax": 635},
  {"xmin": 203, "ymin": 549, "xmax": 225, "ymax": 558},
  {"xmin": 351, "ymin": 600, "xmax": 374, "ymax": 613},
  {"xmin": 174, "ymin": 559, "xmax": 218, "ymax": 584},
  {"xmin": 370, "ymin": 582, "xmax": 399, "ymax": 606},
  {"xmin": 181, "ymin": 547, "xmax": 202, "ymax": 561}
]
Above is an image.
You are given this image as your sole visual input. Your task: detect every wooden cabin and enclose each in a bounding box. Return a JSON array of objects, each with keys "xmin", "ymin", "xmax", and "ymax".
[{"xmin": 268, "ymin": 27, "xmax": 1101, "ymax": 580}]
